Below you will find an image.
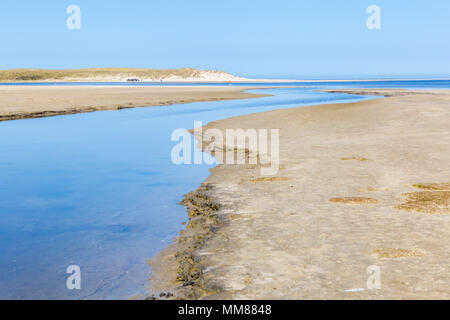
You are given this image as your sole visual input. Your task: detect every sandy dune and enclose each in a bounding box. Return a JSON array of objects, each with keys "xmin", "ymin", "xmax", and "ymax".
[
  {"xmin": 0, "ymin": 68, "xmax": 247, "ymax": 83},
  {"xmin": 150, "ymin": 89, "xmax": 450, "ymax": 299}
]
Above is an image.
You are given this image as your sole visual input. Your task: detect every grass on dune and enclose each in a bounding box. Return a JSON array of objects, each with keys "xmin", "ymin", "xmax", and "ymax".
[{"xmin": 0, "ymin": 68, "xmax": 229, "ymax": 81}]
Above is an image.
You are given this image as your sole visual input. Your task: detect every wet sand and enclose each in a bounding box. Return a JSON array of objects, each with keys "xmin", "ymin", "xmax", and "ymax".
[
  {"xmin": 0, "ymin": 86, "xmax": 269, "ymax": 121},
  {"xmin": 149, "ymin": 89, "xmax": 450, "ymax": 299}
]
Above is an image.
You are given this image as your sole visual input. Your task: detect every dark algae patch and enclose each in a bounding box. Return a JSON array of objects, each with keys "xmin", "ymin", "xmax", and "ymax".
[
  {"xmin": 412, "ymin": 183, "xmax": 450, "ymax": 191},
  {"xmin": 177, "ymin": 183, "xmax": 222, "ymax": 298},
  {"xmin": 340, "ymin": 156, "xmax": 369, "ymax": 161},
  {"xmin": 147, "ymin": 183, "xmax": 223, "ymax": 299},
  {"xmin": 396, "ymin": 183, "xmax": 450, "ymax": 214},
  {"xmin": 329, "ymin": 197, "xmax": 379, "ymax": 204},
  {"xmin": 397, "ymin": 191, "xmax": 450, "ymax": 214},
  {"xmin": 372, "ymin": 248, "xmax": 425, "ymax": 258}
]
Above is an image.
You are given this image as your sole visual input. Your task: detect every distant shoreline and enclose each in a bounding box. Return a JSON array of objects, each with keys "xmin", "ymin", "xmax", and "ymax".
[
  {"xmin": 1, "ymin": 67, "xmax": 448, "ymax": 84},
  {"xmin": 1, "ymin": 78, "xmax": 449, "ymax": 84}
]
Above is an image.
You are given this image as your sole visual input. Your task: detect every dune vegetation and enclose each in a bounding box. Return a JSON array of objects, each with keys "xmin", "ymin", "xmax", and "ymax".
[{"xmin": 0, "ymin": 68, "xmax": 237, "ymax": 82}]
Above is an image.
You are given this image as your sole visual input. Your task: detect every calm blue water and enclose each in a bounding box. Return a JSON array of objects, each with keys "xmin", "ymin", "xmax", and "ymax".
[{"xmin": 0, "ymin": 81, "xmax": 447, "ymax": 299}]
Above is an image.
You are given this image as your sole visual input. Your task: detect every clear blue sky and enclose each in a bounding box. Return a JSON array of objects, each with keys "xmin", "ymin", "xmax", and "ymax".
[{"xmin": 0, "ymin": 0, "xmax": 449, "ymax": 79}]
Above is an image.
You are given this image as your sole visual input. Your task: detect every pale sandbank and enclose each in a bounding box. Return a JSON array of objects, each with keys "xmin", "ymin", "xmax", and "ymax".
[
  {"xmin": 0, "ymin": 86, "xmax": 270, "ymax": 121},
  {"xmin": 149, "ymin": 89, "xmax": 450, "ymax": 300}
]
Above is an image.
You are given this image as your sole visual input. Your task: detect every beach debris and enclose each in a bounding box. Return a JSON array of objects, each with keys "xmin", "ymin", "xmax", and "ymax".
[
  {"xmin": 372, "ymin": 248, "xmax": 425, "ymax": 259},
  {"xmin": 329, "ymin": 197, "xmax": 379, "ymax": 204},
  {"xmin": 145, "ymin": 291, "xmax": 174, "ymax": 300}
]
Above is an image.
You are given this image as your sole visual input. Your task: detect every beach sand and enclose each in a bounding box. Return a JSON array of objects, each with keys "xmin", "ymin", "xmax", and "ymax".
[
  {"xmin": 149, "ymin": 89, "xmax": 450, "ymax": 299},
  {"xmin": 0, "ymin": 86, "xmax": 269, "ymax": 121}
]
